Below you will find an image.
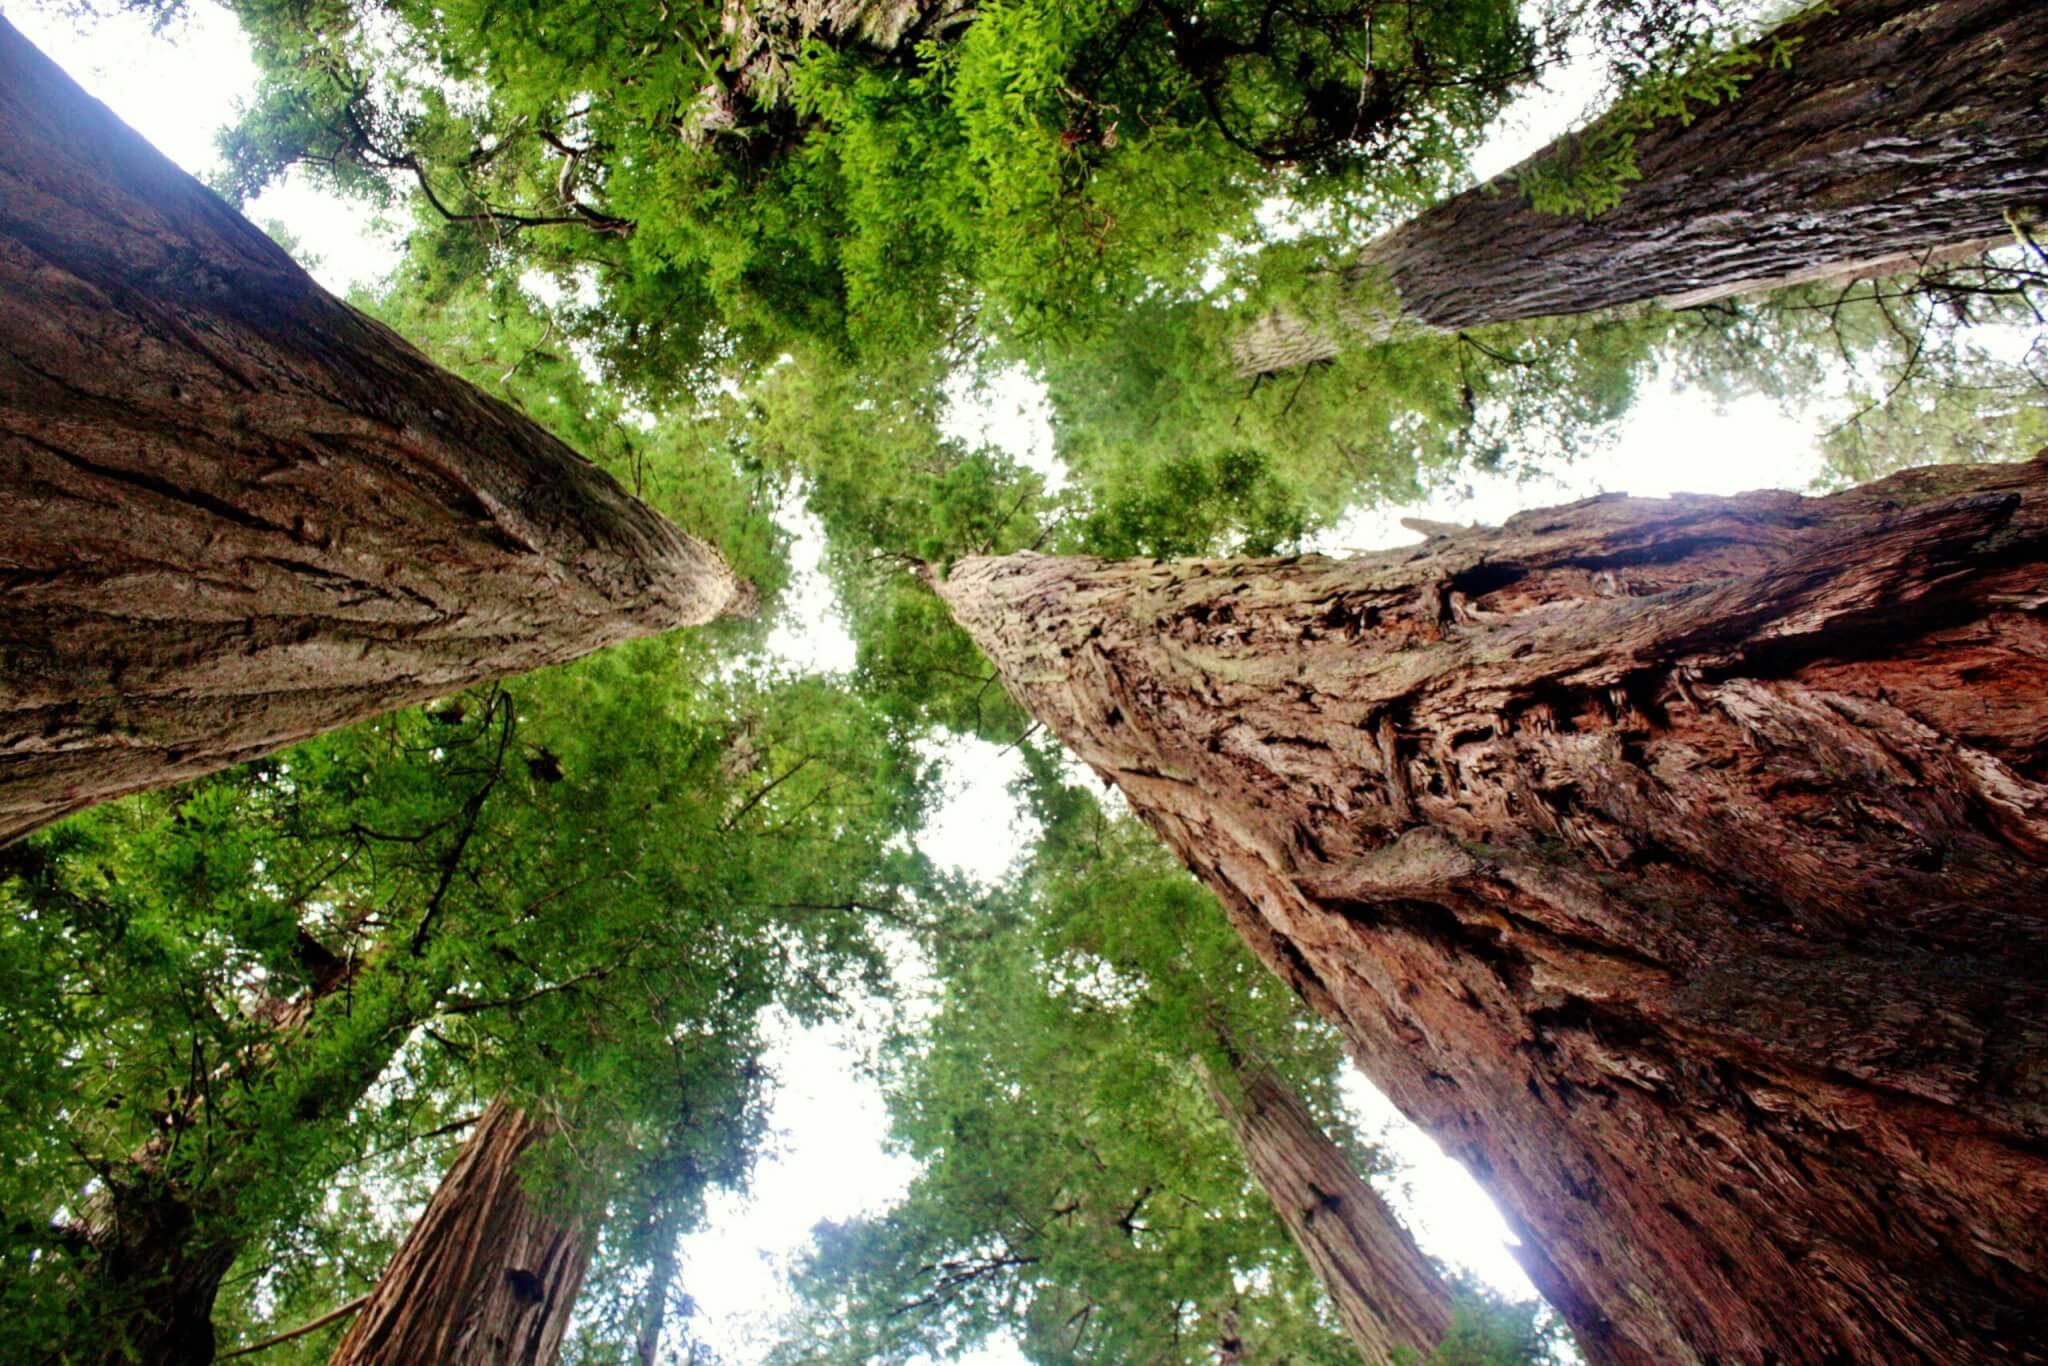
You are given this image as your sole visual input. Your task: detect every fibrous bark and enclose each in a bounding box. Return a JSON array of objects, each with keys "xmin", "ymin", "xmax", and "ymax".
[
  {"xmin": 0, "ymin": 18, "xmax": 749, "ymax": 845},
  {"xmin": 328, "ymin": 1101, "xmax": 591, "ymax": 1366},
  {"xmin": 1230, "ymin": 0, "xmax": 2048, "ymax": 376},
  {"xmin": 1198, "ymin": 1053, "xmax": 1454, "ymax": 1363},
  {"xmin": 938, "ymin": 455, "xmax": 2048, "ymax": 1363}
]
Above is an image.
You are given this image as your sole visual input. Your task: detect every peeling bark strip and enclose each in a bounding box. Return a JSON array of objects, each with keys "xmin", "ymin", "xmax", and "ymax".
[
  {"xmin": 1230, "ymin": 0, "xmax": 2048, "ymax": 376},
  {"xmin": 939, "ymin": 455, "xmax": 2048, "ymax": 1364},
  {"xmin": 1197, "ymin": 1054, "xmax": 1453, "ymax": 1363},
  {"xmin": 0, "ymin": 19, "xmax": 748, "ymax": 845},
  {"xmin": 329, "ymin": 1101, "xmax": 591, "ymax": 1366}
]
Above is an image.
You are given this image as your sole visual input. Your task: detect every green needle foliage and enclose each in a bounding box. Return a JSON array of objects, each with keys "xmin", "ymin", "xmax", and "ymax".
[
  {"xmin": 211, "ymin": 0, "xmax": 1550, "ymax": 364},
  {"xmin": 0, "ymin": 642, "xmax": 938, "ymax": 1364},
  {"xmin": 771, "ymin": 747, "xmax": 1560, "ymax": 1363}
]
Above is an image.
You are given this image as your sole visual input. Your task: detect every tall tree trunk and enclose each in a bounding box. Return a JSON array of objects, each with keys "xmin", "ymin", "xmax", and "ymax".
[
  {"xmin": 329, "ymin": 1100, "xmax": 592, "ymax": 1366},
  {"xmin": 1197, "ymin": 1052, "xmax": 1454, "ymax": 1363},
  {"xmin": 936, "ymin": 455, "xmax": 2048, "ymax": 1364},
  {"xmin": 0, "ymin": 18, "xmax": 749, "ymax": 845},
  {"xmin": 1230, "ymin": 0, "xmax": 2048, "ymax": 376},
  {"xmin": 80, "ymin": 1205, "xmax": 242, "ymax": 1366}
]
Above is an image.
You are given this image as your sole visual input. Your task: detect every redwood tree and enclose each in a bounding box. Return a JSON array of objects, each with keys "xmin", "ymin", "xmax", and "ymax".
[
  {"xmin": 0, "ymin": 18, "xmax": 747, "ymax": 845},
  {"xmin": 938, "ymin": 455, "xmax": 2048, "ymax": 1364},
  {"xmin": 1230, "ymin": 0, "xmax": 2048, "ymax": 376},
  {"xmin": 1197, "ymin": 1051, "xmax": 1454, "ymax": 1363},
  {"xmin": 328, "ymin": 1100, "xmax": 592, "ymax": 1366}
]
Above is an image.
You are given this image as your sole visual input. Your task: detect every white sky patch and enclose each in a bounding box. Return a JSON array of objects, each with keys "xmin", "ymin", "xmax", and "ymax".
[
  {"xmin": 678, "ymin": 1011, "xmax": 921, "ymax": 1362},
  {"xmin": 1343, "ymin": 1069, "xmax": 1540, "ymax": 1298},
  {"xmin": 762, "ymin": 483, "xmax": 859, "ymax": 676},
  {"xmin": 941, "ymin": 364, "xmax": 1067, "ymax": 494},
  {"xmin": 916, "ymin": 734, "xmax": 1035, "ymax": 885}
]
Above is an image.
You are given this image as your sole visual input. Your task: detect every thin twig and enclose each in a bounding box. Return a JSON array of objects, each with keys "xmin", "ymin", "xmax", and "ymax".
[{"xmin": 215, "ymin": 1294, "xmax": 371, "ymax": 1359}]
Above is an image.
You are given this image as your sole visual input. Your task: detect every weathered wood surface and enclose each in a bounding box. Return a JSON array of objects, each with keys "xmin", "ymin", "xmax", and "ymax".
[
  {"xmin": 940, "ymin": 455, "xmax": 2048, "ymax": 1363},
  {"xmin": 0, "ymin": 18, "xmax": 748, "ymax": 844},
  {"xmin": 1232, "ymin": 0, "xmax": 2048, "ymax": 375}
]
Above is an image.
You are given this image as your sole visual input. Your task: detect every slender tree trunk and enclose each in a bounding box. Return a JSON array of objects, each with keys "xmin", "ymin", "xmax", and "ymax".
[
  {"xmin": 937, "ymin": 454, "xmax": 2048, "ymax": 1364},
  {"xmin": 81, "ymin": 1210, "xmax": 242, "ymax": 1366},
  {"xmin": 629, "ymin": 1186, "xmax": 685, "ymax": 1366},
  {"xmin": 329, "ymin": 1100, "xmax": 592, "ymax": 1366},
  {"xmin": 1230, "ymin": 0, "xmax": 2048, "ymax": 376},
  {"xmin": 0, "ymin": 18, "xmax": 749, "ymax": 845},
  {"xmin": 633, "ymin": 1233, "xmax": 678, "ymax": 1366},
  {"xmin": 1197, "ymin": 1053, "xmax": 1454, "ymax": 1363},
  {"xmin": 1214, "ymin": 1301, "xmax": 1247, "ymax": 1365}
]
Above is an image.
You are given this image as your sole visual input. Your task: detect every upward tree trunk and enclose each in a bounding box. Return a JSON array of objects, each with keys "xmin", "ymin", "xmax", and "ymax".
[
  {"xmin": 329, "ymin": 1100, "xmax": 592, "ymax": 1366},
  {"xmin": 1197, "ymin": 1053, "xmax": 1454, "ymax": 1363},
  {"xmin": 937, "ymin": 455, "xmax": 2048, "ymax": 1364},
  {"xmin": 0, "ymin": 18, "xmax": 748, "ymax": 845},
  {"xmin": 1230, "ymin": 0, "xmax": 2048, "ymax": 376}
]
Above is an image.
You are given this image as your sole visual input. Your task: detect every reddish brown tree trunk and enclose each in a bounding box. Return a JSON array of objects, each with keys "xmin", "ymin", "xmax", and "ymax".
[
  {"xmin": 938, "ymin": 455, "xmax": 2048, "ymax": 1364},
  {"xmin": 1198, "ymin": 1053, "xmax": 1454, "ymax": 1363},
  {"xmin": 0, "ymin": 18, "xmax": 748, "ymax": 845},
  {"xmin": 1231, "ymin": 0, "xmax": 2048, "ymax": 375},
  {"xmin": 329, "ymin": 1101, "xmax": 591, "ymax": 1366}
]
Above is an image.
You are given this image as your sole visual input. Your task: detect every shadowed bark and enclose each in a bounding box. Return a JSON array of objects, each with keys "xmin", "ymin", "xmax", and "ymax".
[
  {"xmin": 938, "ymin": 455, "xmax": 2048, "ymax": 1363},
  {"xmin": 1198, "ymin": 1053, "xmax": 1454, "ymax": 1363},
  {"xmin": 328, "ymin": 1101, "xmax": 591, "ymax": 1366},
  {"xmin": 1231, "ymin": 0, "xmax": 2048, "ymax": 376},
  {"xmin": 0, "ymin": 17, "xmax": 749, "ymax": 845}
]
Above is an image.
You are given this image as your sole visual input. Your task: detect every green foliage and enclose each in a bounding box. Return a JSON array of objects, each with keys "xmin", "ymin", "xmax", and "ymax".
[
  {"xmin": 767, "ymin": 748, "xmax": 1534, "ymax": 1363},
  {"xmin": 0, "ymin": 634, "xmax": 936, "ymax": 1360},
  {"xmin": 1392, "ymin": 1284, "xmax": 1570, "ymax": 1365},
  {"xmin": 1077, "ymin": 446, "xmax": 1309, "ymax": 557},
  {"xmin": 212, "ymin": 0, "xmax": 1544, "ymax": 363},
  {"xmin": 1039, "ymin": 286, "xmax": 1675, "ymax": 524}
]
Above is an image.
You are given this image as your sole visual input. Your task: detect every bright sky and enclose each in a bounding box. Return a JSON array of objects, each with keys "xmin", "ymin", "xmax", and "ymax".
[{"xmin": 6, "ymin": 2, "xmax": 1868, "ymax": 1358}]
